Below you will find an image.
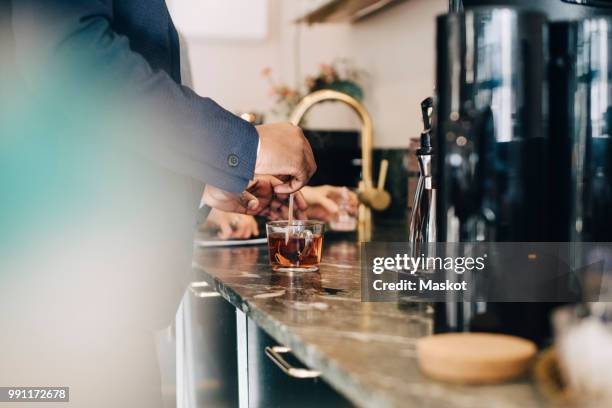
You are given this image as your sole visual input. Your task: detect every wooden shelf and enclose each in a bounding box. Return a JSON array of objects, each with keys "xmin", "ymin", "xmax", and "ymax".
[{"xmin": 296, "ymin": 0, "xmax": 407, "ymax": 24}]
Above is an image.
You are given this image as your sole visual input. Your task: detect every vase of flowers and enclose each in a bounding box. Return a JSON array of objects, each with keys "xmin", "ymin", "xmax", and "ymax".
[{"xmin": 262, "ymin": 59, "xmax": 367, "ymax": 120}]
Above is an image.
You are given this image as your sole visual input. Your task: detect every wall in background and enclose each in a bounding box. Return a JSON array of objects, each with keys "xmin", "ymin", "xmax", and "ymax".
[
  {"xmin": 169, "ymin": 0, "xmax": 268, "ymax": 39},
  {"xmin": 175, "ymin": 0, "xmax": 447, "ymax": 147}
]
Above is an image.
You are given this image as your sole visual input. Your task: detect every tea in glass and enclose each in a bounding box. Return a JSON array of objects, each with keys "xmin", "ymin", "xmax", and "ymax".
[{"xmin": 266, "ymin": 220, "xmax": 324, "ymax": 272}]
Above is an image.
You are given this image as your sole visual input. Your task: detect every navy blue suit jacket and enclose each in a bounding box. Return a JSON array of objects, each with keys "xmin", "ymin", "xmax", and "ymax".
[{"xmin": 11, "ymin": 0, "xmax": 259, "ymax": 193}]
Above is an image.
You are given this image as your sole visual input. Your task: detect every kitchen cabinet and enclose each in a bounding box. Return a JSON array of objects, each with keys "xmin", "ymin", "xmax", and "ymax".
[
  {"xmin": 238, "ymin": 311, "xmax": 352, "ymax": 408},
  {"xmin": 295, "ymin": 0, "xmax": 407, "ymax": 23},
  {"xmin": 177, "ymin": 283, "xmax": 239, "ymax": 408}
]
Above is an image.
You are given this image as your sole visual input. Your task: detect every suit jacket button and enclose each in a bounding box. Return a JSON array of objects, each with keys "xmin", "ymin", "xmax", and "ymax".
[{"xmin": 228, "ymin": 154, "xmax": 239, "ymax": 167}]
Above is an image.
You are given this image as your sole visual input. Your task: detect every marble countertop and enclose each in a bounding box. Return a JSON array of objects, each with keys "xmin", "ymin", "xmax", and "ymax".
[{"xmin": 191, "ymin": 222, "xmax": 546, "ymax": 408}]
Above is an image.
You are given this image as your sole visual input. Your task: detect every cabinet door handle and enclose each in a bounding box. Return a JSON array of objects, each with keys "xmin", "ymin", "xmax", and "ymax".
[{"xmin": 264, "ymin": 346, "xmax": 321, "ymax": 379}]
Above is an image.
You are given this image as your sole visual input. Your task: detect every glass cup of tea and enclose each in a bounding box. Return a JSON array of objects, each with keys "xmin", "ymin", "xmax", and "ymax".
[{"xmin": 266, "ymin": 220, "xmax": 325, "ymax": 272}]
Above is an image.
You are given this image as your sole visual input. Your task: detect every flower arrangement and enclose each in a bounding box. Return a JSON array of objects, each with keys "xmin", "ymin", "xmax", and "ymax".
[{"xmin": 262, "ymin": 59, "xmax": 367, "ymax": 119}]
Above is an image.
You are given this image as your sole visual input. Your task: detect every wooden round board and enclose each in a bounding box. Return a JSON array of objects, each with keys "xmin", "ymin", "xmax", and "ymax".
[{"xmin": 417, "ymin": 332, "xmax": 537, "ymax": 384}]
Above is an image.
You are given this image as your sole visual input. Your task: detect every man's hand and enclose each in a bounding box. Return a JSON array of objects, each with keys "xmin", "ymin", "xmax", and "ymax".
[
  {"xmin": 255, "ymin": 123, "xmax": 316, "ymax": 194},
  {"xmin": 201, "ymin": 175, "xmax": 308, "ymax": 219}
]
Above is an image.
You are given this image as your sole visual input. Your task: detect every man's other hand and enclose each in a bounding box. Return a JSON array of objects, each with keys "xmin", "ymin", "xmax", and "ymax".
[
  {"xmin": 255, "ymin": 123, "xmax": 316, "ymax": 194},
  {"xmin": 202, "ymin": 175, "xmax": 308, "ymax": 219}
]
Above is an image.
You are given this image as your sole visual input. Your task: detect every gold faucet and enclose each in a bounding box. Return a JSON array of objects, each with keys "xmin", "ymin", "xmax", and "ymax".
[{"xmin": 289, "ymin": 89, "xmax": 391, "ymax": 241}]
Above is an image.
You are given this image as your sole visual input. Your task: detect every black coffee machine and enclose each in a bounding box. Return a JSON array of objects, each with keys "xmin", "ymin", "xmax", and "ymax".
[{"xmin": 430, "ymin": 5, "xmax": 612, "ymax": 345}]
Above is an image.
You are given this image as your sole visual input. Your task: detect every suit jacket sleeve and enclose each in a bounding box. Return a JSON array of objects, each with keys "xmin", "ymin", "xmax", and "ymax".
[{"xmin": 11, "ymin": 0, "xmax": 259, "ymax": 193}]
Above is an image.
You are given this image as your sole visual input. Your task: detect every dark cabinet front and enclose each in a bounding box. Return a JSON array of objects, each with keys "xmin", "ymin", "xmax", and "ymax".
[{"xmin": 240, "ymin": 313, "xmax": 353, "ymax": 408}]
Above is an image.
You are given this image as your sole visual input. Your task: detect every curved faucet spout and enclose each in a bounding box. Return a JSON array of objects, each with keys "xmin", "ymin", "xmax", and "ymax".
[
  {"xmin": 289, "ymin": 90, "xmax": 390, "ymax": 212},
  {"xmin": 289, "ymin": 89, "xmax": 374, "ymax": 189}
]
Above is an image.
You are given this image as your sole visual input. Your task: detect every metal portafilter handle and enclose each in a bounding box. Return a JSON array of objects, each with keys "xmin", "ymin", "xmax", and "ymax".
[
  {"xmin": 409, "ymin": 97, "xmax": 437, "ymax": 249},
  {"xmin": 421, "ymin": 97, "xmax": 433, "ymax": 132}
]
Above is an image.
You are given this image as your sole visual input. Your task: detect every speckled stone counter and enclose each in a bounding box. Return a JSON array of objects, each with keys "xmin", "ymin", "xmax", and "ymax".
[{"xmin": 191, "ymin": 223, "xmax": 545, "ymax": 408}]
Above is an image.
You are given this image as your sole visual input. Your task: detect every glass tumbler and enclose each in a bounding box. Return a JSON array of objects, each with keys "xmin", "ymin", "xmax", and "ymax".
[{"xmin": 266, "ymin": 220, "xmax": 324, "ymax": 272}]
